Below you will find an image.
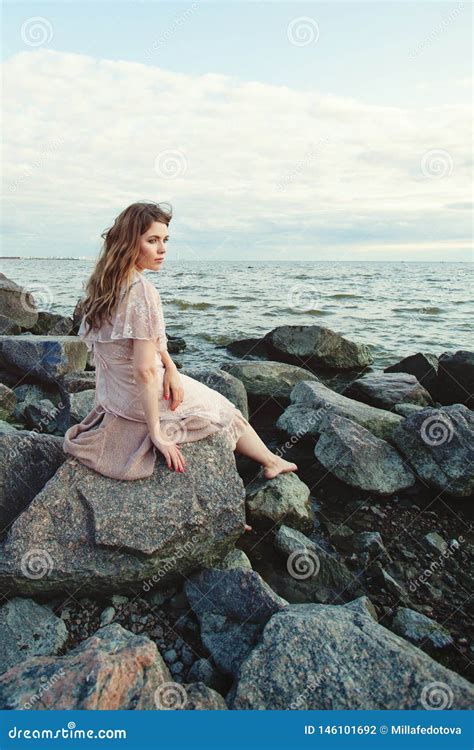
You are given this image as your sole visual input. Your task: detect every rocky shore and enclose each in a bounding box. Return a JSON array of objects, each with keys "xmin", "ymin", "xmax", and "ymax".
[{"xmin": 0, "ymin": 271, "xmax": 473, "ymax": 711}]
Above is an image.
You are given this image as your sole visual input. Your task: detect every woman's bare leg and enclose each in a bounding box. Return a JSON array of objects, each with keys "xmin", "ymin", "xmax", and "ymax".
[{"xmin": 235, "ymin": 421, "xmax": 298, "ymax": 480}]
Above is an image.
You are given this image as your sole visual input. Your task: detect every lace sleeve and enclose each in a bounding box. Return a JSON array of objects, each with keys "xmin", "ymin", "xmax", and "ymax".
[{"xmin": 112, "ymin": 278, "xmax": 168, "ymax": 351}]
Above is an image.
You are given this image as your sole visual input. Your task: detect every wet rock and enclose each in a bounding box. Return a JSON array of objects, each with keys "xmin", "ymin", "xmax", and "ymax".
[
  {"xmin": 351, "ymin": 532, "xmax": 391, "ymax": 563},
  {"xmin": 436, "ymin": 350, "xmax": 473, "ymax": 407},
  {"xmin": 391, "ymin": 607, "xmax": 454, "ymax": 650},
  {"xmin": 215, "ymin": 548, "xmax": 252, "ymax": 571},
  {"xmin": 245, "ymin": 473, "xmax": 314, "ymax": 532},
  {"xmin": 225, "ymin": 337, "xmax": 269, "ymax": 360},
  {"xmin": 314, "ymin": 413, "xmax": 415, "ymax": 495},
  {"xmin": 277, "ymin": 381, "xmax": 403, "ymax": 443},
  {"xmin": 384, "ymin": 352, "xmax": 439, "ymax": 399},
  {"xmin": 226, "ymin": 603, "xmax": 474, "ymax": 709},
  {"xmin": 184, "ymin": 567, "xmax": 287, "ymax": 676},
  {"xmin": 0, "ymin": 597, "xmax": 68, "ymax": 674},
  {"xmin": 27, "ymin": 312, "xmax": 74, "ymax": 336},
  {"xmin": 274, "ymin": 525, "xmax": 363, "ymax": 603},
  {"xmin": 423, "ymin": 531, "xmax": 448, "ymax": 554},
  {"xmin": 99, "ymin": 606, "xmax": 116, "ymax": 626},
  {"xmin": 0, "ymin": 274, "xmax": 38, "ymax": 329},
  {"xmin": 220, "ymin": 360, "xmax": 318, "ymax": 409},
  {"xmin": 263, "ymin": 325, "xmax": 374, "ymax": 370},
  {"xmin": 0, "ymin": 431, "xmax": 65, "ymax": 532},
  {"xmin": 392, "ymin": 404, "xmax": 474, "ymax": 497},
  {"xmin": 344, "ymin": 372, "xmax": 434, "ymax": 410}
]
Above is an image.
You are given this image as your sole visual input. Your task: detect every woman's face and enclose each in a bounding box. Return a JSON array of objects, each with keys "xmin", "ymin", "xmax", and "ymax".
[{"xmin": 136, "ymin": 221, "xmax": 169, "ymax": 272}]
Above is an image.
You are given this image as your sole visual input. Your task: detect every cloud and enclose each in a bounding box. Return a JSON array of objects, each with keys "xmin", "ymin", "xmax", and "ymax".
[{"xmin": 2, "ymin": 48, "xmax": 472, "ymax": 260}]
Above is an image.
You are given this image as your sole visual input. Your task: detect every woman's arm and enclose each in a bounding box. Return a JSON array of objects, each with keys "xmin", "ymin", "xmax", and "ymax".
[
  {"xmin": 133, "ymin": 339, "xmax": 162, "ymax": 440},
  {"xmin": 159, "ymin": 349, "xmax": 177, "ymax": 371}
]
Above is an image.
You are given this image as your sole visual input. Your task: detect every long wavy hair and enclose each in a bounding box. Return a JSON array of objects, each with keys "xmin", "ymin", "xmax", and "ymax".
[{"xmin": 80, "ymin": 201, "xmax": 172, "ymax": 334}]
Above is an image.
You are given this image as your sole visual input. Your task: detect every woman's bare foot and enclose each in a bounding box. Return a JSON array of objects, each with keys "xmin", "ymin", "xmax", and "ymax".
[
  {"xmin": 244, "ymin": 523, "xmax": 252, "ymax": 532},
  {"xmin": 262, "ymin": 455, "xmax": 298, "ymax": 480}
]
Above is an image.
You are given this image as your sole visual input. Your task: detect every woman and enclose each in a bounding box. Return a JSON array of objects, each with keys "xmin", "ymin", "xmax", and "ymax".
[{"xmin": 63, "ymin": 201, "xmax": 298, "ymax": 500}]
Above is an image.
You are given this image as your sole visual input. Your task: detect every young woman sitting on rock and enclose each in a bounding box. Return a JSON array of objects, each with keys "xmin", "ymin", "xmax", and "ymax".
[{"xmin": 63, "ymin": 201, "xmax": 298, "ymax": 526}]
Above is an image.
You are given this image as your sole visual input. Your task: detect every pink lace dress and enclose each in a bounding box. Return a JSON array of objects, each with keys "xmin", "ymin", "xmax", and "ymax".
[{"xmin": 62, "ymin": 269, "xmax": 250, "ymax": 480}]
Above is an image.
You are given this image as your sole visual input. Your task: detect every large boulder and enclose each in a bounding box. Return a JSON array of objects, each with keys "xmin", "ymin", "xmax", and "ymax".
[
  {"xmin": 273, "ymin": 525, "xmax": 363, "ymax": 604},
  {"xmin": 384, "ymin": 352, "xmax": 439, "ymax": 399},
  {"xmin": 436, "ymin": 350, "xmax": 473, "ymax": 407},
  {"xmin": 219, "ymin": 360, "xmax": 318, "ymax": 410},
  {"xmin": 314, "ymin": 412, "xmax": 415, "ymax": 495},
  {"xmin": 0, "ymin": 274, "xmax": 38, "ymax": 329},
  {"xmin": 0, "ymin": 335, "xmax": 87, "ymax": 380},
  {"xmin": 0, "ymin": 597, "xmax": 68, "ymax": 674},
  {"xmin": 263, "ymin": 325, "xmax": 374, "ymax": 370},
  {"xmin": 0, "ymin": 622, "xmax": 224, "ymax": 710},
  {"xmin": 27, "ymin": 312, "xmax": 74, "ymax": 336},
  {"xmin": 0, "ymin": 431, "xmax": 246, "ymax": 597},
  {"xmin": 344, "ymin": 372, "xmax": 434, "ymax": 410},
  {"xmin": 227, "ymin": 603, "xmax": 474, "ymax": 709},
  {"xmin": 277, "ymin": 381, "xmax": 403, "ymax": 443},
  {"xmin": 391, "ymin": 404, "xmax": 474, "ymax": 498},
  {"xmin": 184, "ymin": 567, "xmax": 288, "ymax": 676},
  {"xmin": 0, "ymin": 431, "xmax": 65, "ymax": 533}
]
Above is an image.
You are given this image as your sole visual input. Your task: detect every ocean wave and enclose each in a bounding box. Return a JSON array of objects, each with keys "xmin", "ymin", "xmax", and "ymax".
[{"xmin": 170, "ymin": 299, "xmax": 214, "ymax": 310}]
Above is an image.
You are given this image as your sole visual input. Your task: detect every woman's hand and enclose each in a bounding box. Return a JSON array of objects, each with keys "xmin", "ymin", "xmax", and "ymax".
[
  {"xmin": 163, "ymin": 365, "xmax": 184, "ymax": 411},
  {"xmin": 151, "ymin": 431, "xmax": 187, "ymax": 472}
]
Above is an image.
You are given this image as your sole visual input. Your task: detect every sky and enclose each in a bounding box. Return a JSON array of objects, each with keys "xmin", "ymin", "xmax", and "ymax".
[{"xmin": 1, "ymin": 0, "xmax": 472, "ymax": 262}]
